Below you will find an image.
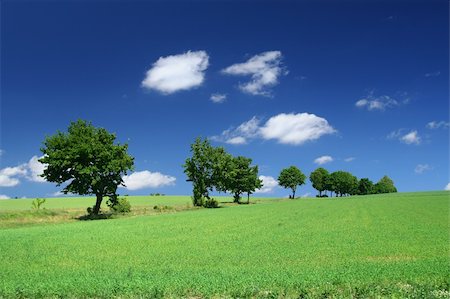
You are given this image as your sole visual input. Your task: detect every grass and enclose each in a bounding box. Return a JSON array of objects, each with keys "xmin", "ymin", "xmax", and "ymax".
[{"xmin": 0, "ymin": 191, "xmax": 448, "ymax": 298}]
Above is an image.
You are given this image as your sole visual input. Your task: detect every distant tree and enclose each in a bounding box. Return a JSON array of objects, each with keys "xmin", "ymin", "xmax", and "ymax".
[
  {"xmin": 328, "ymin": 171, "xmax": 358, "ymax": 197},
  {"xmin": 310, "ymin": 167, "xmax": 329, "ymax": 197},
  {"xmin": 325, "ymin": 172, "xmax": 337, "ymax": 197},
  {"xmin": 40, "ymin": 120, "xmax": 134, "ymax": 215},
  {"xmin": 183, "ymin": 137, "xmax": 230, "ymax": 207},
  {"xmin": 358, "ymin": 178, "xmax": 374, "ymax": 195},
  {"xmin": 278, "ymin": 166, "xmax": 306, "ymax": 199},
  {"xmin": 245, "ymin": 167, "xmax": 263, "ymax": 204},
  {"xmin": 374, "ymin": 175, "xmax": 397, "ymax": 194}
]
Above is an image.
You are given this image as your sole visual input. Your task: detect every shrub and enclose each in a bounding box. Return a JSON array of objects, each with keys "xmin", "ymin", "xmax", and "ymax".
[
  {"xmin": 203, "ymin": 198, "xmax": 219, "ymax": 208},
  {"xmin": 107, "ymin": 196, "xmax": 131, "ymax": 214}
]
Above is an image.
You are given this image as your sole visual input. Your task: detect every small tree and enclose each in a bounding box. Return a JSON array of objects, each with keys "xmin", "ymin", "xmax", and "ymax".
[
  {"xmin": 278, "ymin": 166, "xmax": 306, "ymax": 199},
  {"xmin": 310, "ymin": 167, "xmax": 329, "ymax": 197},
  {"xmin": 40, "ymin": 120, "xmax": 134, "ymax": 215}
]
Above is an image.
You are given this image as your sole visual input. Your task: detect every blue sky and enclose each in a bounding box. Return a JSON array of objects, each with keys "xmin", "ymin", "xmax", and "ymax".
[{"xmin": 1, "ymin": 0, "xmax": 448, "ymax": 199}]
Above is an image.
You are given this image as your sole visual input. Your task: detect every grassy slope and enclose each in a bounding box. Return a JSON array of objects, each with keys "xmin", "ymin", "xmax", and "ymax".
[{"xmin": 0, "ymin": 192, "xmax": 448, "ymax": 298}]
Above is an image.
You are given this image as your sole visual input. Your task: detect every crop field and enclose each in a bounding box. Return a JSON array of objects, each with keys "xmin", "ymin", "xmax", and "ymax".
[{"xmin": 0, "ymin": 191, "xmax": 448, "ymax": 298}]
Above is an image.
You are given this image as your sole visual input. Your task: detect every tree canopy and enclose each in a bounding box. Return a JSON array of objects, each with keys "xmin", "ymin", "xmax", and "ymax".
[
  {"xmin": 40, "ymin": 120, "xmax": 134, "ymax": 215},
  {"xmin": 309, "ymin": 167, "xmax": 329, "ymax": 197},
  {"xmin": 278, "ymin": 166, "xmax": 306, "ymax": 198},
  {"xmin": 374, "ymin": 175, "xmax": 397, "ymax": 194}
]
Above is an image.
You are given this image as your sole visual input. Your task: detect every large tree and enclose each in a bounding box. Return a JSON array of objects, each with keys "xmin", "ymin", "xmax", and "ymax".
[
  {"xmin": 310, "ymin": 167, "xmax": 329, "ymax": 197},
  {"xmin": 358, "ymin": 178, "xmax": 374, "ymax": 195},
  {"xmin": 40, "ymin": 120, "xmax": 134, "ymax": 215},
  {"xmin": 183, "ymin": 137, "xmax": 230, "ymax": 206},
  {"xmin": 278, "ymin": 166, "xmax": 306, "ymax": 199}
]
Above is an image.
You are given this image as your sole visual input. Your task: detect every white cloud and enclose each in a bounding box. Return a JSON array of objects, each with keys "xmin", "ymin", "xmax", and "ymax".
[
  {"xmin": 255, "ymin": 175, "xmax": 278, "ymax": 194},
  {"xmin": 301, "ymin": 192, "xmax": 311, "ymax": 198},
  {"xmin": 222, "ymin": 51, "xmax": 286, "ymax": 96},
  {"xmin": 314, "ymin": 155, "xmax": 333, "ymax": 165},
  {"xmin": 426, "ymin": 121, "xmax": 449, "ymax": 130},
  {"xmin": 27, "ymin": 156, "xmax": 46, "ymax": 183},
  {"xmin": 122, "ymin": 170, "xmax": 176, "ymax": 190},
  {"xmin": 226, "ymin": 136, "xmax": 247, "ymax": 145},
  {"xmin": 0, "ymin": 194, "xmax": 10, "ymax": 200},
  {"xmin": 212, "ymin": 113, "xmax": 335, "ymax": 146},
  {"xmin": 210, "ymin": 93, "xmax": 227, "ymax": 103},
  {"xmin": 400, "ymin": 130, "xmax": 421, "ymax": 145},
  {"xmin": 260, "ymin": 113, "xmax": 336, "ymax": 145},
  {"xmin": 445, "ymin": 183, "xmax": 450, "ymax": 191},
  {"xmin": 355, "ymin": 92, "xmax": 403, "ymax": 111},
  {"xmin": 414, "ymin": 164, "xmax": 432, "ymax": 174},
  {"xmin": 344, "ymin": 157, "xmax": 355, "ymax": 162},
  {"xmin": 211, "ymin": 116, "xmax": 261, "ymax": 145},
  {"xmin": 141, "ymin": 51, "xmax": 209, "ymax": 94},
  {"xmin": 388, "ymin": 129, "xmax": 421, "ymax": 145},
  {"xmin": 0, "ymin": 155, "xmax": 47, "ymax": 187}
]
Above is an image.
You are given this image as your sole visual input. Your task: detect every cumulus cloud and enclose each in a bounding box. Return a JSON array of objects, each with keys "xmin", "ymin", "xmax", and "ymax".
[
  {"xmin": 255, "ymin": 175, "xmax": 278, "ymax": 194},
  {"xmin": 445, "ymin": 183, "xmax": 450, "ymax": 191},
  {"xmin": 142, "ymin": 51, "xmax": 209, "ymax": 94},
  {"xmin": 388, "ymin": 129, "xmax": 421, "ymax": 145},
  {"xmin": 122, "ymin": 170, "xmax": 176, "ymax": 190},
  {"xmin": 260, "ymin": 113, "xmax": 336, "ymax": 145},
  {"xmin": 426, "ymin": 121, "xmax": 449, "ymax": 130},
  {"xmin": 414, "ymin": 164, "xmax": 432, "ymax": 174},
  {"xmin": 210, "ymin": 93, "xmax": 227, "ymax": 103},
  {"xmin": 344, "ymin": 157, "xmax": 355, "ymax": 162},
  {"xmin": 314, "ymin": 155, "xmax": 333, "ymax": 165},
  {"xmin": 222, "ymin": 51, "xmax": 286, "ymax": 96},
  {"xmin": 212, "ymin": 113, "xmax": 335, "ymax": 146},
  {"xmin": 0, "ymin": 155, "xmax": 46, "ymax": 187},
  {"xmin": 0, "ymin": 194, "xmax": 10, "ymax": 200}
]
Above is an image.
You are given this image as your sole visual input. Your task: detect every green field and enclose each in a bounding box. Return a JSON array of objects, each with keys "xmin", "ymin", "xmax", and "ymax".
[{"xmin": 0, "ymin": 192, "xmax": 448, "ymax": 298}]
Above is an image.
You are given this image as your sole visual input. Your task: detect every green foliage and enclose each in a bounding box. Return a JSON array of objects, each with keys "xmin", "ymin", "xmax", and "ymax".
[
  {"xmin": 183, "ymin": 137, "xmax": 229, "ymax": 206},
  {"xmin": 107, "ymin": 196, "xmax": 131, "ymax": 214},
  {"xmin": 309, "ymin": 167, "xmax": 329, "ymax": 196},
  {"xmin": 374, "ymin": 175, "xmax": 397, "ymax": 194},
  {"xmin": 278, "ymin": 166, "xmax": 306, "ymax": 198},
  {"xmin": 39, "ymin": 120, "xmax": 134, "ymax": 215},
  {"xmin": 327, "ymin": 171, "xmax": 358, "ymax": 197},
  {"xmin": 31, "ymin": 198, "xmax": 46, "ymax": 210},
  {"xmin": 203, "ymin": 197, "xmax": 219, "ymax": 208},
  {"xmin": 0, "ymin": 192, "xmax": 447, "ymax": 297},
  {"xmin": 358, "ymin": 178, "xmax": 374, "ymax": 195},
  {"xmin": 224, "ymin": 156, "xmax": 262, "ymax": 203}
]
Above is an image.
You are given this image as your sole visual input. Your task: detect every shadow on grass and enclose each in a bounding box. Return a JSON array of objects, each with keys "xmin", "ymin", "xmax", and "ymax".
[{"xmin": 77, "ymin": 213, "xmax": 114, "ymax": 221}]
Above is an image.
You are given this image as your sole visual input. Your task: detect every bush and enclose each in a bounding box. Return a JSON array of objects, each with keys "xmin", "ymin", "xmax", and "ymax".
[
  {"xmin": 107, "ymin": 196, "xmax": 131, "ymax": 214},
  {"xmin": 31, "ymin": 198, "xmax": 46, "ymax": 210},
  {"xmin": 203, "ymin": 198, "xmax": 219, "ymax": 208}
]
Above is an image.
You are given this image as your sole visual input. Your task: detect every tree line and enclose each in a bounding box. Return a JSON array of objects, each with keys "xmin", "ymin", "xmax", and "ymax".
[{"xmin": 37, "ymin": 121, "xmax": 398, "ymax": 214}]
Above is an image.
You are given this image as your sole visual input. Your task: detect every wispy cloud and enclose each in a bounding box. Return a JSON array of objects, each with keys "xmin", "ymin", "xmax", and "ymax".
[
  {"xmin": 445, "ymin": 183, "xmax": 450, "ymax": 191},
  {"xmin": 344, "ymin": 157, "xmax": 355, "ymax": 162},
  {"xmin": 212, "ymin": 113, "xmax": 336, "ymax": 146},
  {"xmin": 0, "ymin": 194, "xmax": 10, "ymax": 200},
  {"xmin": 122, "ymin": 170, "xmax": 176, "ymax": 190},
  {"xmin": 426, "ymin": 121, "xmax": 449, "ymax": 130},
  {"xmin": 222, "ymin": 51, "xmax": 286, "ymax": 96},
  {"xmin": 355, "ymin": 91, "xmax": 410, "ymax": 111},
  {"xmin": 255, "ymin": 175, "xmax": 278, "ymax": 194},
  {"xmin": 142, "ymin": 51, "xmax": 209, "ymax": 94},
  {"xmin": 210, "ymin": 93, "xmax": 227, "ymax": 103},
  {"xmin": 425, "ymin": 71, "xmax": 440, "ymax": 78},
  {"xmin": 414, "ymin": 164, "xmax": 432, "ymax": 174},
  {"xmin": 314, "ymin": 155, "xmax": 333, "ymax": 165},
  {"xmin": 388, "ymin": 129, "xmax": 421, "ymax": 145}
]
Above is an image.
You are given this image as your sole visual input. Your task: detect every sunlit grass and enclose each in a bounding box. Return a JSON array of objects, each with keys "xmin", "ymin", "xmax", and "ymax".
[{"xmin": 0, "ymin": 191, "xmax": 448, "ymax": 298}]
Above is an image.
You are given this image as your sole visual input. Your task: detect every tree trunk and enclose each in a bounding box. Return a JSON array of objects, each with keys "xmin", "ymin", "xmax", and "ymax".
[
  {"xmin": 233, "ymin": 193, "xmax": 241, "ymax": 204},
  {"xmin": 319, "ymin": 190, "xmax": 322, "ymax": 197},
  {"xmin": 247, "ymin": 192, "xmax": 250, "ymax": 204},
  {"xmin": 93, "ymin": 193, "xmax": 103, "ymax": 215},
  {"xmin": 292, "ymin": 188, "xmax": 296, "ymax": 199}
]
